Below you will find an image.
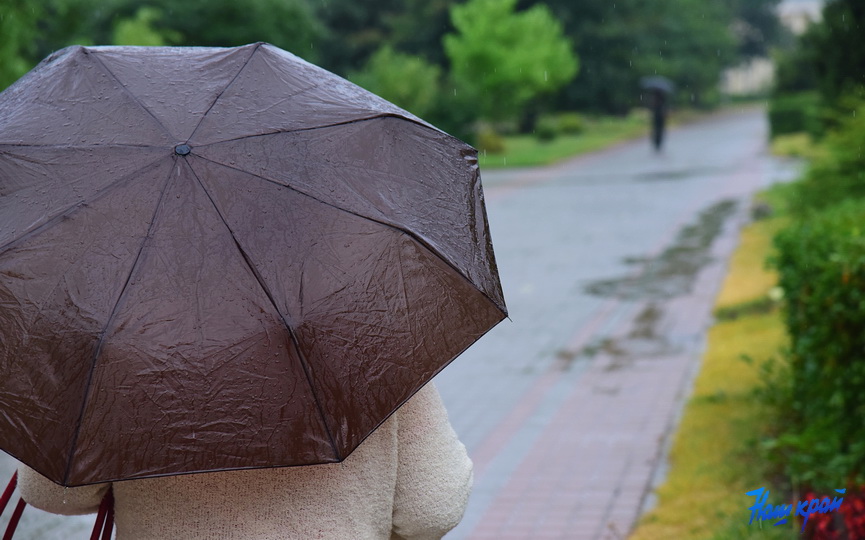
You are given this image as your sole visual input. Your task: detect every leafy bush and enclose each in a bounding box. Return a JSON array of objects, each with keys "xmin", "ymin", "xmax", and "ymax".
[
  {"xmin": 555, "ymin": 112, "xmax": 584, "ymax": 134},
  {"xmin": 534, "ymin": 116, "xmax": 558, "ymax": 141},
  {"xmin": 474, "ymin": 124, "xmax": 505, "ymax": 154},
  {"xmin": 787, "ymin": 98, "xmax": 865, "ymax": 215},
  {"xmin": 765, "ymin": 198, "xmax": 865, "ymax": 490},
  {"xmin": 533, "ymin": 112, "xmax": 584, "ymax": 141},
  {"xmin": 767, "ymin": 91, "xmax": 823, "ymax": 139},
  {"xmin": 349, "ymin": 45, "xmax": 442, "ymax": 119},
  {"xmin": 769, "ymin": 133, "xmax": 825, "ymax": 160}
]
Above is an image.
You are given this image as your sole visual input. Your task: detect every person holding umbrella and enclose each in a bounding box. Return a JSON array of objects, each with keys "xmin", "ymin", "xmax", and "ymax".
[
  {"xmin": 640, "ymin": 76, "xmax": 674, "ymax": 152},
  {"xmin": 16, "ymin": 382, "xmax": 473, "ymax": 539},
  {"xmin": 0, "ymin": 43, "xmax": 507, "ymax": 539}
]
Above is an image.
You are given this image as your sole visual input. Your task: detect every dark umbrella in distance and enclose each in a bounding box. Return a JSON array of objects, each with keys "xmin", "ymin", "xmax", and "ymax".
[
  {"xmin": 0, "ymin": 43, "xmax": 506, "ymax": 486},
  {"xmin": 640, "ymin": 75, "xmax": 675, "ymax": 95}
]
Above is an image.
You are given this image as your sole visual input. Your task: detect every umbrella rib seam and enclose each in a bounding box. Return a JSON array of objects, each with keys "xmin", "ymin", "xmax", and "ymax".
[
  {"xmin": 86, "ymin": 50, "xmax": 176, "ymax": 142},
  {"xmin": 192, "ymin": 114, "xmax": 450, "ymax": 147},
  {"xmin": 0, "ymin": 156, "xmax": 167, "ymax": 257},
  {"xmin": 183, "ymin": 161, "xmax": 342, "ymax": 461},
  {"xmin": 0, "ymin": 144, "xmax": 165, "ymax": 149},
  {"xmin": 62, "ymin": 163, "xmax": 177, "ymax": 485},
  {"xmin": 186, "ymin": 43, "xmax": 263, "ymax": 143},
  {"xmin": 193, "ymin": 155, "xmax": 508, "ymax": 316}
]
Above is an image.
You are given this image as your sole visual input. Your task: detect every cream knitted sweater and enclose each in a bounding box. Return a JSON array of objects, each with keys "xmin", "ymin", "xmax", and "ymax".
[{"xmin": 18, "ymin": 383, "xmax": 472, "ymax": 540}]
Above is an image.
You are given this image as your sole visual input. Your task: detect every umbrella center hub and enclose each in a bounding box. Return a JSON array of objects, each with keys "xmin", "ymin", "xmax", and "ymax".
[{"xmin": 174, "ymin": 144, "xmax": 192, "ymax": 156}]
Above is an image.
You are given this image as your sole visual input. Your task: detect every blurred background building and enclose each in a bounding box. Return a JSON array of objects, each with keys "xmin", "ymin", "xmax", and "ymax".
[{"xmin": 721, "ymin": 0, "xmax": 824, "ymax": 97}]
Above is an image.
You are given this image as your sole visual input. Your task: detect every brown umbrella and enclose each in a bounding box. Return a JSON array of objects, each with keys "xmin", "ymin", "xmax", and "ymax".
[{"xmin": 0, "ymin": 43, "xmax": 506, "ymax": 486}]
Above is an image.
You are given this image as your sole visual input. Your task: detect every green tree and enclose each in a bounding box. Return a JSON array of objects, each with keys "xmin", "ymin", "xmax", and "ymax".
[
  {"xmin": 805, "ymin": 0, "xmax": 865, "ymax": 106},
  {"xmin": 310, "ymin": 0, "xmax": 457, "ymax": 77},
  {"xmin": 312, "ymin": 0, "xmax": 404, "ymax": 75},
  {"xmin": 443, "ymin": 0, "xmax": 578, "ymax": 123},
  {"xmin": 632, "ymin": 0, "xmax": 736, "ymax": 107},
  {"xmin": 157, "ymin": 0, "xmax": 323, "ymax": 56},
  {"xmin": 348, "ymin": 45, "xmax": 442, "ymax": 118},
  {"xmin": 31, "ymin": 0, "xmax": 324, "ymax": 63},
  {"xmin": 520, "ymin": 0, "xmax": 740, "ymax": 113},
  {"xmin": 112, "ymin": 6, "xmax": 180, "ymax": 46},
  {"xmin": 723, "ymin": 0, "xmax": 786, "ymax": 58},
  {"xmin": 378, "ymin": 0, "xmax": 455, "ymax": 68}
]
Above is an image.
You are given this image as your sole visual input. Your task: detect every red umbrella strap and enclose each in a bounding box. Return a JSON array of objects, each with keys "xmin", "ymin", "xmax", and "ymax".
[
  {"xmin": 91, "ymin": 487, "xmax": 114, "ymax": 540},
  {"xmin": 100, "ymin": 488, "xmax": 114, "ymax": 540},
  {"xmin": 0, "ymin": 473, "xmax": 16, "ymax": 516},
  {"xmin": 2, "ymin": 499, "xmax": 26, "ymax": 540}
]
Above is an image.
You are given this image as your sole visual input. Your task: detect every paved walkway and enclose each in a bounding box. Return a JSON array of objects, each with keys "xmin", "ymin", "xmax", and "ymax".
[{"xmin": 436, "ymin": 107, "xmax": 802, "ymax": 539}]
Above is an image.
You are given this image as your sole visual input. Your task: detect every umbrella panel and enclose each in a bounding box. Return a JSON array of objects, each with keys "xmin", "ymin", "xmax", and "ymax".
[
  {"xmin": 69, "ymin": 160, "xmax": 334, "ymax": 484},
  {"xmin": 195, "ymin": 117, "xmax": 504, "ymax": 311},
  {"xmin": 0, "ymin": 159, "xmax": 175, "ymax": 482},
  {"xmin": 0, "ymin": 146, "xmax": 166, "ymax": 249},
  {"xmin": 0, "ymin": 48, "xmax": 171, "ymax": 147}
]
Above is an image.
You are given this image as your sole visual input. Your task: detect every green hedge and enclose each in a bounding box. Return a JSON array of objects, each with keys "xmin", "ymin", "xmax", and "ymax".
[
  {"xmin": 767, "ymin": 198, "xmax": 865, "ymax": 489},
  {"xmin": 788, "ymin": 98, "xmax": 865, "ymax": 216},
  {"xmin": 767, "ymin": 91, "xmax": 823, "ymax": 139}
]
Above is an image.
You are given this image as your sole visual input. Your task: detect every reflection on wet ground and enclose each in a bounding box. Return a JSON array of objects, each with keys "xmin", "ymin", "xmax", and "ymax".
[
  {"xmin": 633, "ymin": 166, "xmax": 730, "ymax": 182},
  {"xmin": 554, "ymin": 198, "xmax": 739, "ymax": 373},
  {"xmin": 556, "ymin": 301, "xmax": 682, "ymax": 373},
  {"xmin": 584, "ymin": 199, "xmax": 738, "ymax": 300}
]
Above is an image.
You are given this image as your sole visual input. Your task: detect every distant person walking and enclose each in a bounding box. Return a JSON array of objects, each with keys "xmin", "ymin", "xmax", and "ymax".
[
  {"xmin": 649, "ymin": 89, "xmax": 668, "ymax": 152},
  {"xmin": 640, "ymin": 76, "xmax": 674, "ymax": 153}
]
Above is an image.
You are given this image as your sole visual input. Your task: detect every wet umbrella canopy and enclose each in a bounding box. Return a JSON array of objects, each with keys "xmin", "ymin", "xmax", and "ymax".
[
  {"xmin": 640, "ymin": 75, "xmax": 675, "ymax": 95},
  {"xmin": 0, "ymin": 43, "xmax": 506, "ymax": 486}
]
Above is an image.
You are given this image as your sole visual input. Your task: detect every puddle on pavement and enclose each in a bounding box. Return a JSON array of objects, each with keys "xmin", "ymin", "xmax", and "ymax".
[
  {"xmin": 555, "ymin": 199, "xmax": 738, "ymax": 374},
  {"xmin": 556, "ymin": 302, "xmax": 681, "ymax": 373},
  {"xmin": 630, "ymin": 302, "xmax": 662, "ymax": 339},
  {"xmin": 634, "ymin": 166, "xmax": 728, "ymax": 182},
  {"xmin": 584, "ymin": 199, "xmax": 738, "ymax": 300}
]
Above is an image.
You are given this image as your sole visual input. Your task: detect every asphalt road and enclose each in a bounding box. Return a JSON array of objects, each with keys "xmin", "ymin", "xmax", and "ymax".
[
  {"xmin": 435, "ymin": 105, "xmax": 801, "ymax": 539},
  {"xmin": 0, "ymin": 106, "xmax": 800, "ymax": 539}
]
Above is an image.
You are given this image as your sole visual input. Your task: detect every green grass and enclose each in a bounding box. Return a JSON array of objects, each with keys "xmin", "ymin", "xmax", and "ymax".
[
  {"xmin": 769, "ymin": 132, "xmax": 827, "ymax": 161},
  {"xmin": 477, "ymin": 113, "xmax": 648, "ymax": 169},
  {"xmin": 714, "ymin": 218, "xmax": 784, "ymax": 310},
  {"xmin": 476, "ymin": 106, "xmax": 747, "ymax": 169},
  {"xmin": 628, "ymin": 213, "xmax": 794, "ymax": 540}
]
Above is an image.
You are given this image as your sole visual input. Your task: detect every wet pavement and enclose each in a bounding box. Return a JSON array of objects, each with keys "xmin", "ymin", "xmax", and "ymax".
[
  {"xmin": 0, "ymin": 106, "xmax": 800, "ymax": 539},
  {"xmin": 435, "ymin": 106, "xmax": 802, "ymax": 539}
]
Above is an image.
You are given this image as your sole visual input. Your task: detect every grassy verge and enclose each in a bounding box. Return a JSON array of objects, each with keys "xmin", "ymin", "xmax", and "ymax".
[
  {"xmin": 477, "ymin": 105, "xmax": 755, "ymax": 169},
  {"xmin": 628, "ymin": 213, "xmax": 792, "ymax": 540},
  {"xmin": 769, "ymin": 132, "xmax": 827, "ymax": 160},
  {"xmin": 478, "ymin": 113, "xmax": 648, "ymax": 169}
]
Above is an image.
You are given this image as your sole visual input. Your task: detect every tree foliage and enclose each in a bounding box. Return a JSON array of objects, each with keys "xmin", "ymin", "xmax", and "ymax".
[
  {"xmin": 631, "ymin": 0, "xmax": 736, "ymax": 107},
  {"xmin": 804, "ymin": 0, "xmax": 865, "ymax": 106},
  {"xmin": 313, "ymin": 0, "xmax": 455, "ymax": 76},
  {"xmin": 112, "ymin": 6, "xmax": 178, "ymax": 46},
  {"xmin": 0, "ymin": 1, "xmax": 43, "ymax": 90},
  {"xmin": 723, "ymin": 0, "xmax": 786, "ymax": 58},
  {"xmin": 519, "ymin": 0, "xmax": 758, "ymax": 113},
  {"xmin": 22, "ymin": 0, "xmax": 324, "ymax": 68},
  {"xmin": 1, "ymin": 0, "xmax": 786, "ymax": 129},
  {"xmin": 443, "ymin": 0, "xmax": 578, "ymax": 123},
  {"xmin": 348, "ymin": 45, "xmax": 442, "ymax": 119}
]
